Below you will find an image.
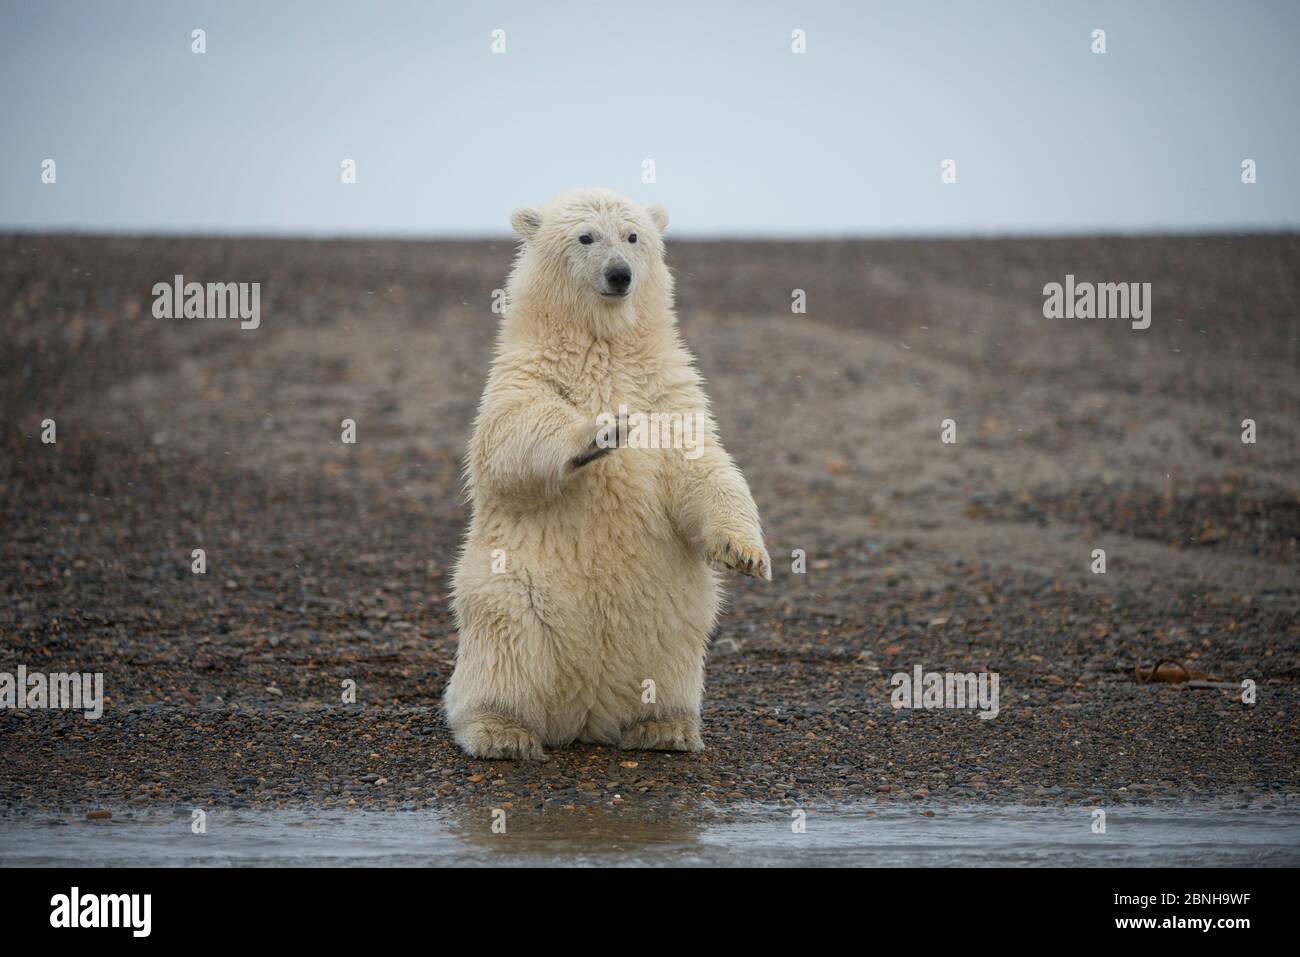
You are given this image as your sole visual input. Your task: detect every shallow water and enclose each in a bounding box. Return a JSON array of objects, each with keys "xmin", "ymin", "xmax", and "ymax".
[{"xmin": 4, "ymin": 803, "xmax": 1299, "ymax": 867}]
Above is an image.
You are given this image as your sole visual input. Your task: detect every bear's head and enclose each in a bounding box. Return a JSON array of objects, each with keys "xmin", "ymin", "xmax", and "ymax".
[{"xmin": 507, "ymin": 188, "xmax": 671, "ymax": 338}]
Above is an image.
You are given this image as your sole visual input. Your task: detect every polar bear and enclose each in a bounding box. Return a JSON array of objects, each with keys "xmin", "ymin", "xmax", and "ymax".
[{"xmin": 443, "ymin": 187, "xmax": 770, "ymax": 760}]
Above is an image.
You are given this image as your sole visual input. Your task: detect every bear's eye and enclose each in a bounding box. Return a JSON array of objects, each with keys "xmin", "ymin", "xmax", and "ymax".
[
  {"xmin": 627, "ymin": 233, "xmax": 638, "ymax": 244},
  {"xmin": 578, "ymin": 234, "xmax": 594, "ymax": 245}
]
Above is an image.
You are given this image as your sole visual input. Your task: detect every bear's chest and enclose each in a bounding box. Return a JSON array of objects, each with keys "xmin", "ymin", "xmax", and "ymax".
[{"xmin": 551, "ymin": 343, "xmax": 661, "ymax": 414}]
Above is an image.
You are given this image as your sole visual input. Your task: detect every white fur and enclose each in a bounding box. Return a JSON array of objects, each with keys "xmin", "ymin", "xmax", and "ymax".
[{"xmin": 443, "ymin": 188, "xmax": 770, "ymax": 760}]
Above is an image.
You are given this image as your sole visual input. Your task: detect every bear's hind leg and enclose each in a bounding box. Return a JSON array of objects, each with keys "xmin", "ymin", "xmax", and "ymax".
[
  {"xmin": 619, "ymin": 715, "xmax": 703, "ymax": 752},
  {"xmin": 444, "ymin": 574, "xmax": 569, "ymax": 761}
]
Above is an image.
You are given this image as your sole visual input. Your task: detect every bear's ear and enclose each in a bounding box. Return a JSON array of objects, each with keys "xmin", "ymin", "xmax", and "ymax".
[
  {"xmin": 646, "ymin": 203, "xmax": 669, "ymax": 233},
  {"xmin": 510, "ymin": 208, "xmax": 542, "ymax": 241}
]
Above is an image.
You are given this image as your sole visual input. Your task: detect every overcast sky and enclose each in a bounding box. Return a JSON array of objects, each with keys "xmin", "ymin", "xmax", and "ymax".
[{"xmin": 2, "ymin": 0, "xmax": 1296, "ymax": 237}]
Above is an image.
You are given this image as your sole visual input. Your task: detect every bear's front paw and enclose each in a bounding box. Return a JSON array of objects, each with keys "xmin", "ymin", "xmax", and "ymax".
[
  {"xmin": 569, "ymin": 410, "xmax": 629, "ymax": 472},
  {"xmin": 707, "ymin": 535, "xmax": 772, "ymax": 581},
  {"xmin": 457, "ymin": 713, "xmax": 550, "ymax": 761}
]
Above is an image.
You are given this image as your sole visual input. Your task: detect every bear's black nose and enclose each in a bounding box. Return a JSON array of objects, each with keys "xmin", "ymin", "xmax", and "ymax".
[{"xmin": 604, "ymin": 265, "xmax": 632, "ymax": 292}]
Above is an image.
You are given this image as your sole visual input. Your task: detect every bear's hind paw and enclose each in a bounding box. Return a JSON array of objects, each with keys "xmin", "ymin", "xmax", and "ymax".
[
  {"xmin": 619, "ymin": 718, "xmax": 704, "ymax": 753},
  {"xmin": 457, "ymin": 713, "xmax": 550, "ymax": 761}
]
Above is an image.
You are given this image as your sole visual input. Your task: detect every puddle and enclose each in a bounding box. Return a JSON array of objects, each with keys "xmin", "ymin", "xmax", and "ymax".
[{"xmin": 3, "ymin": 804, "xmax": 1298, "ymax": 867}]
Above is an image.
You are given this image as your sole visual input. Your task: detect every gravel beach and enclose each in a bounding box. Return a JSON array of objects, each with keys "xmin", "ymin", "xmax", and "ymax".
[{"xmin": 2, "ymin": 233, "xmax": 1297, "ymax": 819}]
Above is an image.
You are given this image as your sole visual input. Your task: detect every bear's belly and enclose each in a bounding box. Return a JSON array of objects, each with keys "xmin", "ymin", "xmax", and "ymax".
[
  {"xmin": 464, "ymin": 496, "xmax": 718, "ymax": 743},
  {"xmin": 471, "ymin": 506, "xmax": 716, "ymax": 634}
]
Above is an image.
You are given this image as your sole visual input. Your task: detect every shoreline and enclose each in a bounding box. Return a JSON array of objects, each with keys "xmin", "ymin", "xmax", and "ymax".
[{"xmin": 5, "ymin": 801, "xmax": 1299, "ymax": 868}]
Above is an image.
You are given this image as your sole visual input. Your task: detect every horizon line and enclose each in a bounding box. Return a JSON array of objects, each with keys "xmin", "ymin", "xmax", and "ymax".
[{"xmin": 4, "ymin": 225, "xmax": 1298, "ymax": 244}]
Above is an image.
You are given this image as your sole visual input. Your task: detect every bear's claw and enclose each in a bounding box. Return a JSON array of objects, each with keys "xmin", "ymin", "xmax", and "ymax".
[{"xmin": 570, "ymin": 442, "xmax": 613, "ymax": 470}]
